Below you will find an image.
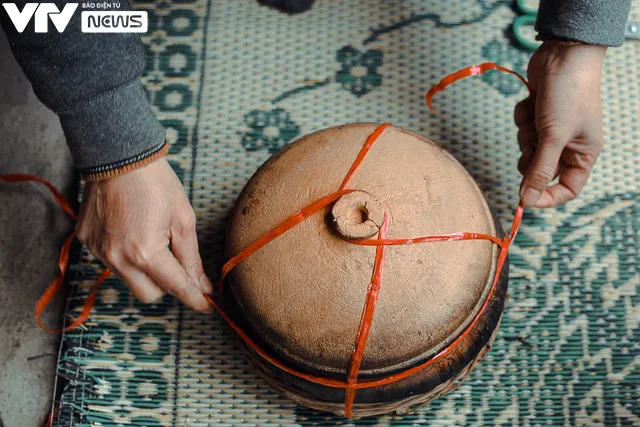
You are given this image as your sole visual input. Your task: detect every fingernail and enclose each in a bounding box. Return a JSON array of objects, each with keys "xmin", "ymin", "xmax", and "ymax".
[
  {"xmin": 199, "ymin": 274, "xmax": 213, "ymax": 294},
  {"xmin": 201, "ymin": 291, "xmax": 214, "ymax": 314},
  {"xmin": 521, "ymin": 187, "xmax": 541, "ymax": 207},
  {"xmin": 203, "ymin": 297, "xmax": 214, "ymax": 314},
  {"xmin": 151, "ymin": 295, "xmax": 166, "ymax": 305}
]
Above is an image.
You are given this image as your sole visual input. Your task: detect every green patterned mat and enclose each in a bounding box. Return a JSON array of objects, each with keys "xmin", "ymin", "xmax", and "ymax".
[{"xmin": 52, "ymin": 1, "xmax": 639, "ymax": 425}]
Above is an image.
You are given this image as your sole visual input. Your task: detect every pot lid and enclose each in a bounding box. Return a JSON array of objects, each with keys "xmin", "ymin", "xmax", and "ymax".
[{"xmin": 226, "ymin": 123, "xmax": 498, "ymax": 376}]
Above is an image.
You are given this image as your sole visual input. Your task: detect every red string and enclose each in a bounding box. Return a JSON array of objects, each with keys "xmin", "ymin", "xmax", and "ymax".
[
  {"xmin": 0, "ymin": 174, "xmax": 77, "ymax": 220},
  {"xmin": 0, "ymin": 175, "xmax": 110, "ymax": 333},
  {"xmin": 43, "ymin": 402, "xmax": 60, "ymax": 427},
  {"xmin": 348, "ymin": 231, "xmax": 503, "ymax": 247},
  {"xmin": 218, "ymin": 189, "xmax": 356, "ymax": 292},
  {"xmin": 344, "ymin": 214, "xmax": 389, "ymax": 417},
  {"xmin": 1, "ymin": 62, "xmax": 530, "ymax": 419},
  {"xmin": 425, "ymin": 62, "xmax": 533, "ymax": 112},
  {"xmin": 339, "ymin": 122, "xmax": 392, "ymax": 190}
]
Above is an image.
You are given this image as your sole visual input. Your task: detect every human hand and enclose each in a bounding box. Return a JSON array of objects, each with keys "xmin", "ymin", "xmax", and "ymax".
[
  {"xmin": 515, "ymin": 42, "xmax": 606, "ymax": 208},
  {"xmin": 76, "ymin": 158, "xmax": 213, "ymax": 313}
]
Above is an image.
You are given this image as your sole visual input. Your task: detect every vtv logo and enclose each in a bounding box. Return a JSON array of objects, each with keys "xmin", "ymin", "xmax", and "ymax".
[
  {"xmin": 82, "ymin": 11, "xmax": 147, "ymax": 33},
  {"xmin": 2, "ymin": 3, "xmax": 78, "ymax": 33}
]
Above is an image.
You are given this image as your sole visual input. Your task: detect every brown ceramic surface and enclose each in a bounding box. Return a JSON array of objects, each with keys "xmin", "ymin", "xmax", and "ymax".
[{"xmin": 226, "ymin": 123, "xmax": 498, "ymax": 376}]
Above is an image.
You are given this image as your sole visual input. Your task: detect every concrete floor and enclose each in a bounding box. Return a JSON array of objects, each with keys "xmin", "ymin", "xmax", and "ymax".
[{"xmin": 0, "ymin": 28, "xmax": 75, "ymax": 427}]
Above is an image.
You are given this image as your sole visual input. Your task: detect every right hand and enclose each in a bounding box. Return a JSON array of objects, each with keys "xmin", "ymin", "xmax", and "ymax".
[
  {"xmin": 515, "ymin": 42, "xmax": 606, "ymax": 208},
  {"xmin": 76, "ymin": 158, "xmax": 213, "ymax": 313}
]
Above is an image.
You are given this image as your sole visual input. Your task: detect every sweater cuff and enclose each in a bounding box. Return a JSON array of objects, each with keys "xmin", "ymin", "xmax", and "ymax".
[
  {"xmin": 57, "ymin": 79, "xmax": 166, "ymax": 177},
  {"xmin": 535, "ymin": 0, "xmax": 631, "ymax": 47},
  {"xmin": 535, "ymin": 34, "xmax": 584, "ymax": 47},
  {"xmin": 81, "ymin": 140, "xmax": 169, "ymax": 181}
]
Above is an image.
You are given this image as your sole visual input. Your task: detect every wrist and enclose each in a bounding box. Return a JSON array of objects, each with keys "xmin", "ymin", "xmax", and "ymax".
[
  {"xmin": 540, "ymin": 40, "xmax": 607, "ymax": 58},
  {"xmin": 538, "ymin": 41, "xmax": 607, "ymax": 78}
]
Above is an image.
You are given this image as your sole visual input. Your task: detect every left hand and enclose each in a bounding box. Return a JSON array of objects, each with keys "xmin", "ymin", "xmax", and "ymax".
[
  {"xmin": 515, "ymin": 42, "xmax": 606, "ymax": 208},
  {"xmin": 76, "ymin": 158, "xmax": 213, "ymax": 313}
]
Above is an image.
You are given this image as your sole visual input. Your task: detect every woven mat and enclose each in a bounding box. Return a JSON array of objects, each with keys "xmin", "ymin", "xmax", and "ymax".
[{"xmin": 52, "ymin": 1, "xmax": 639, "ymax": 425}]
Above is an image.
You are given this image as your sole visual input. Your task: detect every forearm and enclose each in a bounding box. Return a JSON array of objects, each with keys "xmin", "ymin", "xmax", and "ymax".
[
  {"xmin": 0, "ymin": 1, "xmax": 166, "ymax": 179},
  {"xmin": 535, "ymin": 0, "xmax": 632, "ymax": 47}
]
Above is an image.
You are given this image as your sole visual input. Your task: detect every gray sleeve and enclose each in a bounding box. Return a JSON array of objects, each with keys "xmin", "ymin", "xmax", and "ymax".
[
  {"xmin": 0, "ymin": 1, "xmax": 165, "ymax": 175},
  {"xmin": 535, "ymin": 0, "xmax": 632, "ymax": 46}
]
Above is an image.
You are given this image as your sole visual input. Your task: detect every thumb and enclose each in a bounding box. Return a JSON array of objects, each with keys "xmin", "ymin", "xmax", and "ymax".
[{"xmin": 520, "ymin": 134, "xmax": 564, "ymax": 208}]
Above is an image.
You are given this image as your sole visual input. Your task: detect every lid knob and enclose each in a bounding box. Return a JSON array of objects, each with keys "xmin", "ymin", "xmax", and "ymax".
[{"xmin": 331, "ymin": 191, "xmax": 386, "ymax": 240}]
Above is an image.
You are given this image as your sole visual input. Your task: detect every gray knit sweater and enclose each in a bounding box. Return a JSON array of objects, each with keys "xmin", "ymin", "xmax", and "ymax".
[{"xmin": 0, "ymin": 1, "xmax": 633, "ymax": 177}]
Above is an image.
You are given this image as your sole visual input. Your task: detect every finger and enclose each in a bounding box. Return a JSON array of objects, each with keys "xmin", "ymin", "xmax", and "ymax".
[
  {"xmin": 107, "ymin": 262, "xmax": 166, "ymax": 304},
  {"xmin": 536, "ymin": 171, "xmax": 589, "ymax": 208},
  {"xmin": 520, "ymin": 136, "xmax": 565, "ymax": 208},
  {"xmin": 170, "ymin": 220, "xmax": 213, "ymax": 294},
  {"xmin": 517, "ymin": 149, "xmax": 534, "ymax": 175},
  {"xmin": 517, "ymin": 121, "xmax": 538, "ymax": 153},
  {"xmin": 85, "ymin": 239, "xmax": 166, "ymax": 304},
  {"xmin": 534, "ymin": 166, "xmax": 590, "ymax": 208},
  {"xmin": 514, "ymin": 97, "xmax": 535, "ymax": 127},
  {"xmin": 135, "ymin": 246, "xmax": 213, "ymax": 314},
  {"xmin": 516, "ymin": 121, "xmax": 537, "ymax": 175}
]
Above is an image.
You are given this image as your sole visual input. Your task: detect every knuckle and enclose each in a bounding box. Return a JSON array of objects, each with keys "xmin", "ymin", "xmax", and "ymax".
[
  {"xmin": 537, "ymin": 124, "xmax": 571, "ymax": 149},
  {"xmin": 75, "ymin": 225, "xmax": 93, "ymax": 248},
  {"xmin": 536, "ymin": 118, "xmax": 563, "ymax": 139},
  {"xmin": 131, "ymin": 250, "xmax": 152, "ymax": 268},
  {"xmin": 75, "ymin": 228, "xmax": 88, "ymax": 244},
  {"xmin": 528, "ymin": 167, "xmax": 555, "ymax": 188},
  {"xmin": 101, "ymin": 245, "xmax": 122, "ymax": 266},
  {"xmin": 514, "ymin": 101, "xmax": 531, "ymax": 125},
  {"xmin": 89, "ymin": 238, "xmax": 120, "ymax": 266},
  {"xmin": 191, "ymin": 262, "xmax": 205, "ymax": 278},
  {"xmin": 516, "ymin": 129, "xmax": 531, "ymax": 148},
  {"xmin": 128, "ymin": 241, "xmax": 155, "ymax": 267},
  {"xmin": 176, "ymin": 209, "xmax": 197, "ymax": 233}
]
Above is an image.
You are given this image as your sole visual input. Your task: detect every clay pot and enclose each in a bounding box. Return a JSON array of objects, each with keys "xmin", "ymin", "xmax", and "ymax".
[{"xmin": 225, "ymin": 123, "xmax": 508, "ymax": 417}]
